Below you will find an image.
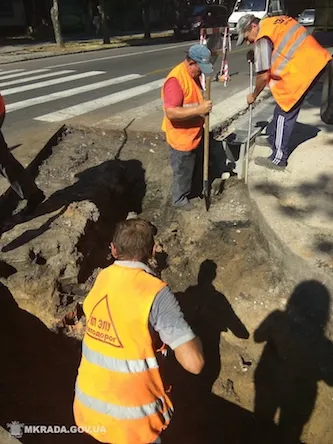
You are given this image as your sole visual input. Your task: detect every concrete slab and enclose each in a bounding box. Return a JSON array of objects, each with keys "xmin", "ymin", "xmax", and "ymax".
[{"xmin": 248, "ymin": 85, "xmax": 333, "ymax": 294}]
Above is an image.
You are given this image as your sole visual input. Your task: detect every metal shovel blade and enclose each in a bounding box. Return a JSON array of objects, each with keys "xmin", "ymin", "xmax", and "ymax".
[{"xmin": 0, "ymin": 164, "xmax": 24, "ymax": 199}]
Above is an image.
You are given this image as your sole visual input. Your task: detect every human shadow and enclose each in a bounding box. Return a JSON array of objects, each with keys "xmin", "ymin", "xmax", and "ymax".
[
  {"xmin": 254, "ymin": 280, "xmax": 333, "ymax": 443},
  {"xmin": 161, "ymin": 260, "xmax": 284, "ymax": 443},
  {"xmin": 175, "ymin": 259, "xmax": 249, "ymax": 392},
  {"xmin": 1, "ymin": 158, "xmax": 146, "ymax": 280},
  {"xmin": 0, "ymin": 282, "xmax": 98, "ymax": 443}
]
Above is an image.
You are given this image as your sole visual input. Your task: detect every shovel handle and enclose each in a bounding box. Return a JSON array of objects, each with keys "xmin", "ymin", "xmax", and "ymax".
[{"xmin": 204, "ymin": 77, "xmax": 211, "ymax": 183}]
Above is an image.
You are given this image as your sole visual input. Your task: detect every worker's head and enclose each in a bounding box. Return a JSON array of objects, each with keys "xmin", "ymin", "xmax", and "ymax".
[
  {"xmin": 236, "ymin": 14, "xmax": 260, "ymax": 46},
  {"xmin": 186, "ymin": 44, "xmax": 214, "ymax": 78},
  {"xmin": 111, "ymin": 218, "xmax": 156, "ymax": 263}
]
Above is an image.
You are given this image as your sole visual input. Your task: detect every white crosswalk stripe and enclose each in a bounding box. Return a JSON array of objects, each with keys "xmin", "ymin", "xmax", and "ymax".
[
  {"xmin": 1, "ymin": 66, "xmax": 163, "ymax": 122},
  {"xmin": 2, "ymin": 71, "xmax": 105, "ymax": 96},
  {"xmin": 35, "ymin": 78, "xmax": 164, "ymax": 122},
  {"xmin": 0, "ymin": 69, "xmax": 25, "ymax": 76},
  {"xmin": 0, "ymin": 68, "xmax": 49, "ymax": 81},
  {"xmin": 0, "ymin": 70, "xmax": 75, "ymax": 88},
  {"xmin": 6, "ymin": 73, "xmax": 144, "ymax": 112}
]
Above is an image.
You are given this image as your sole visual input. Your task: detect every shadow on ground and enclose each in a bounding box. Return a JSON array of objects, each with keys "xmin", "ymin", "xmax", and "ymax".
[{"xmin": 254, "ymin": 280, "xmax": 333, "ymax": 442}]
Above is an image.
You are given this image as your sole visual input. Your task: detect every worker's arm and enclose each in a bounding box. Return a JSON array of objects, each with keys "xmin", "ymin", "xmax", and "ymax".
[
  {"xmin": 150, "ymin": 286, "xmax": 204, "ymax": 375},
  {"xmin": 247, "ymin": 70, "xmax": 270, "ymax": 104},
  {"xmin": 163, "ymin": 77, "xmax": 212, "ymax": 122},
  {"xmin": 247, "ymin": 37, "xmax": 273, "ymax": 105},
  {"xmin": 174, "ymin": 336, "xmax": 204, "ymax": 375},
  {"xmin": 165, "ymin": 101, "xmax": 212, "ymax": 121}
]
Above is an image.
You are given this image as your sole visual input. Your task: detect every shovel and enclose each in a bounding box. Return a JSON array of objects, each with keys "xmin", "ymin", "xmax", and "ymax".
[
  {"xmin": 0, "ymin": 164, "xmax": 24, "ymax": 199},
  {"xmin": 203, "ymin": 76, "xmax": 211, "ymax": 211},
  {"xmin": 245, "ymin": 50, "xmax": 254, "ymax": 185}
]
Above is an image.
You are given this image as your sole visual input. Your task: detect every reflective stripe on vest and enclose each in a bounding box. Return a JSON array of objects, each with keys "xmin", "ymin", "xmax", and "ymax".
[
  {"xmin": 75, "ymin": 383, "xmax": 173, "ymax": 422},
  {"xmin": 270, "ymin": 23, "xmax": 308, "ymax": 86},
  {"xmin": 82, "ymin": 342, "xmax": 159, "ymax": 373}
]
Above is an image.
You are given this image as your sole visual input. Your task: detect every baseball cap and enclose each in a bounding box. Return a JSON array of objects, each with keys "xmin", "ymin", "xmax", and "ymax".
[
  {"xmin": 188, "ymin": 44, "xmax": 214, "ymax": 74},
  {"xmin": 236, "ymin": 14, "xmax": 256, "ymax": 46}
]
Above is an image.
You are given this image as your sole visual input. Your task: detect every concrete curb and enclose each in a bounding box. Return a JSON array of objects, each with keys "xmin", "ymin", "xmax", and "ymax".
[{"xmin": 248, "ymin": 154, "xmax": 333, "ymax": 329}]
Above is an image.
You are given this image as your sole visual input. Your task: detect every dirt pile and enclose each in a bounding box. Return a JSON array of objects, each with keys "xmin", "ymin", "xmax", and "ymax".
[{"xmin": 1, "ymin": 128, "xmax": 333, "ymax": 443}]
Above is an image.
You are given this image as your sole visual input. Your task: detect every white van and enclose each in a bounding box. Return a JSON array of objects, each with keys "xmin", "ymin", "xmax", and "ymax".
[{"xmin": 228, "ymin": 0, "xmax": 285, "ymax": 38}]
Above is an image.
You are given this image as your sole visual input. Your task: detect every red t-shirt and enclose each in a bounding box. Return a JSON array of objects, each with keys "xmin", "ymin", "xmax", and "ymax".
[{"xmin": 163, "ymin": 77, "xmax": 184, "ymax": 108}]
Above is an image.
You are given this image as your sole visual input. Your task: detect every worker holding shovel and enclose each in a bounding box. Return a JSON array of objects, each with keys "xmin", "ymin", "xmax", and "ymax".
[{"xmin": 161, "ymin": 44, "xmax": 228, "ymax": 211}]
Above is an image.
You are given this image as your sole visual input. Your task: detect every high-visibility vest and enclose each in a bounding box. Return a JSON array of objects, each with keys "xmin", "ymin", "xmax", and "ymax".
[
  {"xmin": 161, "ymin": 61, "xmax": 204, "ymax": 151},
  {"xmin": 256, "ymin": 16, "xmax": 332, "ymax": 112},
  {"xmin": 73, "ymin": 264, "xmax": 174, "ymax": 444}
]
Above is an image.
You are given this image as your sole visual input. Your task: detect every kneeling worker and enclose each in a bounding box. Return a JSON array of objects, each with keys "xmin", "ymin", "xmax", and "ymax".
[{"xmin": 73, "ymin": 218, "xmax": 204, "ymax": 444}]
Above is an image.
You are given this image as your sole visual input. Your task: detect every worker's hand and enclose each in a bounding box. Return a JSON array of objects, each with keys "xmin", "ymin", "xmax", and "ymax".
[
  {"xmin": 199, "ymin": 100, "xmax": 213, "ymax": 115},
  {"xmin": 247, "ymin": 93, "xmax": 255, "ymax": 105}
]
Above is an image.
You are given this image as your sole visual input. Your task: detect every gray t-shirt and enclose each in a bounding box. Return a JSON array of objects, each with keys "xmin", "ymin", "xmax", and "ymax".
[
  {"xmin": 114, "ymin": 260, "xmax": 196, "ymax": 350},
  {"xmin": 254, "ymin": 37, "xmax": 273, "ymax": 73}
]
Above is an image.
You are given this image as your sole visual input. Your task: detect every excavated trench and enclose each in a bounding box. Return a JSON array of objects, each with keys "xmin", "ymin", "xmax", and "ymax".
[{"xmin": 1, "ymin": 127, "xmax": 333, "ymax": 444}]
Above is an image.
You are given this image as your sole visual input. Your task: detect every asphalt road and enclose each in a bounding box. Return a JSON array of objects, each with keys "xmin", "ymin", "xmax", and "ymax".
[{"xmin": 0, "ymin": 38, "xmax": 250, "ymax": 139}]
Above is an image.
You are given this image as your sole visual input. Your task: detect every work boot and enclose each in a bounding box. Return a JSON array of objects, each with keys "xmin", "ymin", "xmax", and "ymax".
[
  {"xmin": 174, "ymin": 201, "xmax": 194, "ymax": 211},
  {"xmin": 255, "ymin": 136, "xmax": 272, "ymax": 148},
  {"xmin": 254, "ymin": 157, "xmax": 286, "ymax": 171}
]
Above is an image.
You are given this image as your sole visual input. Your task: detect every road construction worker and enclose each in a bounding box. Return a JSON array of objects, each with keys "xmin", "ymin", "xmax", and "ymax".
[
  {"xmin": 73, "ymin": 218, "xmax": 204, "ymax": 444},
  {"xmin": 0, "ymin": 93, "xmax": 45, "ymax": 212},
  {"xmin": 162, "ymin": 44, "xmax": 228, "ymax": 211},
  {"xmin": 236, "ymin": 14, "xmax": 332, "ymax": 170}
]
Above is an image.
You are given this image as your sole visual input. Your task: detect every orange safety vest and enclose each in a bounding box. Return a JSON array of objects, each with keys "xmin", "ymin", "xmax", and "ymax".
[
  {"xmin": 161, "ymin": 61, "xmax": 204, "ymax": 151},
  {"xmin": 256, "ymin": 16, "xmax": 332, "ymax": 112},
  {"xmin": 73, "ymin": 264, "xmax": 174, "ymax": 444}
]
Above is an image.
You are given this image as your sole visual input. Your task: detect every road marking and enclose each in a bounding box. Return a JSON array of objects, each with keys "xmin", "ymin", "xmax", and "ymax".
[
  {"xmin": 6, "ymin": 74, "xmax": 144, "ymax": 112},
  {"xmin": 47, "ymin": 42, "xmax": 196, "ymax": 69},
  {"xmin": 34, "ymin": 78, "xmax": 164, "ymax": 122},
  {"xmin": 0, "ymin": 69, "xmax": 25, "ymax": 76},
  {"xmin": 2, "ymin": 71, "xmax": 106, "ymax": 96},
  {"xmin": 0, "ymin": 68, "xmax": 50, "ymax": 81},
  {"xmin": 0, "ymin": 70, "xmax": 75, "ymax": 88}
]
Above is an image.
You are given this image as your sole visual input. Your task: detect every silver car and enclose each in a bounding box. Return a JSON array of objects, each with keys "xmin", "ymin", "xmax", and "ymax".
[{"xmin": 298, "ymin": 9, "xmax": 315, "ymax": 26}]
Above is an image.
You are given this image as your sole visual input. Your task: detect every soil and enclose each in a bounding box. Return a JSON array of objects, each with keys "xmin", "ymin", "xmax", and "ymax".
[{"xmin": 1, "ymin": 128, "xmax": 333, "ymax": 443}]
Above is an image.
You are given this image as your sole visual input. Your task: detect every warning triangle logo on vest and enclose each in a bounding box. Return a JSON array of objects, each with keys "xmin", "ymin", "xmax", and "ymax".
[{"xmin": 86, "ymin": 295, "xmax": 123, "ymax": 348}]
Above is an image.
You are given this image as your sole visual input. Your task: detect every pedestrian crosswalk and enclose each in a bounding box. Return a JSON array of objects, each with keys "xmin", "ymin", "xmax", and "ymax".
[{"xmin": 0, "ymin": 66, "xmax": 164, "ymax": 123}]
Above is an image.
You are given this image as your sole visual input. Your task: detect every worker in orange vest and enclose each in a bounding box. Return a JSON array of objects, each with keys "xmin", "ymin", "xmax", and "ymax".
[
  {"xmin": 73, "ymin": 218, "xmax": 204, "ymax": 444},
  {"xmin": 0, "ymin": 93, "xmax": 45, "ymax": 214},
  {"xmin": 161, "ymin": 45, "xmax": 228, "ymax": 211},
  {"xmin": 236, "ymin": 14, "xmax": 332, "ymax": 170}
]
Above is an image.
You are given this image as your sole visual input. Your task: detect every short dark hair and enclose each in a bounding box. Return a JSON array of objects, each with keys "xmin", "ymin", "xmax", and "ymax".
[{"xmin": 112, "ymin": 218, "xmax": 155, "ymax": 262}]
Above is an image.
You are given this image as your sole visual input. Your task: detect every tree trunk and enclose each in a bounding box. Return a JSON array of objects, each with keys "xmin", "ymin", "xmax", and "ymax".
[
  {"xmin": 50, "ymin": 0, "xmax": 64, "ymax": 47},
  {"xmin": 98, "ymin": 1, "xmax": 110, "ymax": 44},
  {"xmin": 142, "ymin": 1, "xmax": 151, "ymax": 39}
]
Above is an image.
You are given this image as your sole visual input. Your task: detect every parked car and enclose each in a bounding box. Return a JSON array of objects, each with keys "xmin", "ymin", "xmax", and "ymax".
[
  {"xmin": 297, "ymin": 9, "xmax": 315, "ymax": 26},
  {"xmin": 174, "ymin": 4, "xmax": 228, "ymax": 39}
]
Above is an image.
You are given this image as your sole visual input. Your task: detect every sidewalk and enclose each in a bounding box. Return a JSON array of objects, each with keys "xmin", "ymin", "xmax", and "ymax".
[
  {"xmin": 248, "ymin": 63, "xmax": 333, "ymax": 295},
  {"xmin": 0, "ymin": 30, "xmax": 173, "ymax": 64}
]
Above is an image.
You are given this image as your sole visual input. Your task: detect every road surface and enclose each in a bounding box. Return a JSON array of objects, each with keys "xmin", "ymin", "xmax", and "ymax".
[{"xmin": 0, "ymin": 39, "xmax": 250, "ymax": 139}]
